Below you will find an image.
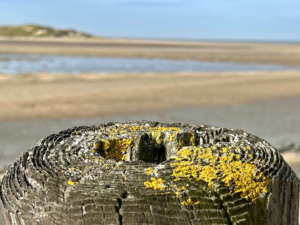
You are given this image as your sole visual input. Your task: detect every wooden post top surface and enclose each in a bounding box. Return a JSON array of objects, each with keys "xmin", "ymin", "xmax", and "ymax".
[{"xmin": 0, "ymin": 121, "xmax": 299, "ymax": 225}]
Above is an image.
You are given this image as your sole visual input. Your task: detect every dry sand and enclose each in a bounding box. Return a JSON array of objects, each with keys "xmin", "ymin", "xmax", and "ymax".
[
  {"xmin": 1, "ymin": 38, "xmax": 300, "ymax": 66},
  {"xmin": 1, "ymin": 71, "xmax": 300, "ymax": 121}
]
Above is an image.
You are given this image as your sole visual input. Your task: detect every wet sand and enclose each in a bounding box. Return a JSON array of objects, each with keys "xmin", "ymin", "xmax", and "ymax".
[
  {"xmin": 0, "ymin": 38, "xmax": 300, "ymax": 66},
  {"xmin": 1, "ymin": 70, "xmax": 300, "ymax": 165},
  {"xmin": 1, "ymin": 96, "xmax": 300, "ymax": 167},
  {"xmin": 1, "ymin": 71, "xmax": 300, "ymax": 121}
]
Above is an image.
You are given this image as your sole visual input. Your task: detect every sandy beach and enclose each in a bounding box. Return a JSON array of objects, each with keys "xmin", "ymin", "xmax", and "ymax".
[
  {"xmin": 1, "ymin": 39, "xmax": 300, "ymax": 172},
  {"xmin": 1, "ymin": 40, "xmax": 300, "ymax": 175},
  {"xmin": 0, "ymin": 95, "xmax": 300, "ymax": 167},
  {"xmin": 1, "ymin": 71, "xmax": 300, "ymax": 121},
  {"xmin": 0, "ymin": 38, "xmax": 300, "ymax": 66},
  {"xmin": 1, "ymin": 69, "xmax": 300, "ymax": 168}
]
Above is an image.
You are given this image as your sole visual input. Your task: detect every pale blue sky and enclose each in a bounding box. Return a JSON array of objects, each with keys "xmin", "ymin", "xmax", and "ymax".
[{"xmin": 0, "ymin": 0, "xmax": 300, "ymax": 42}]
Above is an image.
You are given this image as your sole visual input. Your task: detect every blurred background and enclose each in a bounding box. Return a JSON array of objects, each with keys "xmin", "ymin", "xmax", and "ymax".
[{"xmin": 1, "ymin": 0, "xmax": 300, "ymax": 223}]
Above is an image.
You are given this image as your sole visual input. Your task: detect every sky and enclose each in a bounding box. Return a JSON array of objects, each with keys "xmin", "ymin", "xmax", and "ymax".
[{"xmin": 0, "ymin": 0, "xmax": 300, "ymax": 42}]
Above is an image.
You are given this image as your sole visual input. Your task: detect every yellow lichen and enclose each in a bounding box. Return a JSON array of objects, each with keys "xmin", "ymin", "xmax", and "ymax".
[
  {"xmin": 144, "ymin": 178, "xmax": 165, "ymax": 190},
  {"xmin": 101, "ymin": 137, "xmax": 133, "ymax": 161},
  {"xmin": 94, "ymin": 124, "xmax": 181, "ymax": 162},
  {"xmin": 68, "ymin": 180, "xmax": 75, "ymax": 185},
  {"xmin": 171, "ymin": 146, "xmax": 270, "ymax": 201},
  {"xmin": 150, "ymin": 131, "xmax": 165, "ymax": 145},
  {"xmin": 176, "ymin": 186, "xmax": 186, "ymax": 192},
  {"xmin": 181, "ymin": 198, "xmax": 193, "ymax": 205},
  {"xmin": 145, "ymin": 168, "xmax": 157, "ymax": 176},
  {"xmin": 169, "ymin": 133, "xmax": 176, "ymax": 142},
  {"xmin": 92, "ymin": 142, "xmax": 100, "ymax": 153},
  {"xmin": 121, "ymin": 154, "xmax": 127, "ymax": 161},
  {"xmin": 92, "ymin": 124, "xmax": 268, "ymax": 202},
  {"xmin": 149, "ymin": 126, "xmax": 181, "ymax": 133},
  {"xmin": 188, "ymin": 131, "xmax": 196, "ymax": 146}
]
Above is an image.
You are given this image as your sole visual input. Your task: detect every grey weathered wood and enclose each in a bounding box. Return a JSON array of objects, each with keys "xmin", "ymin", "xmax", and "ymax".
[{"xmin": 0, "ymin": 121, "xmax": 299, "ymax": 225}]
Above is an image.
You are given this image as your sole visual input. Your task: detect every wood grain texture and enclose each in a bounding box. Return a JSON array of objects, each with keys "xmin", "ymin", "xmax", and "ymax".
[{"xmin": 0, "ymin": 121, "xmax": 299, "ymax": 225}]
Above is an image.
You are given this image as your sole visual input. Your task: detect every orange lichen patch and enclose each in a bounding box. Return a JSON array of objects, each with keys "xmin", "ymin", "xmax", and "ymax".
[
  {"xmin": 171, "ymin": 146, "xmax": 270, "ymax": 201},
  {"xmin": 144, "ymin": 178, "xmax": 165, "ymax": 190}
]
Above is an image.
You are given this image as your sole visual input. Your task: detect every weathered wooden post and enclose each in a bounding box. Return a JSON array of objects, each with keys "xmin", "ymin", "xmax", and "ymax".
[{"xmin": 0, "ymin": 121, "xmax": 299, "ymax": 225}]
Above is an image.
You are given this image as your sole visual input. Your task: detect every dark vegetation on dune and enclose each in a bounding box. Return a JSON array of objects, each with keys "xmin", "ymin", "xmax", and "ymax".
[{"xmin": 0, "ymin": 24, "xmax": 94, "ymax": 38}]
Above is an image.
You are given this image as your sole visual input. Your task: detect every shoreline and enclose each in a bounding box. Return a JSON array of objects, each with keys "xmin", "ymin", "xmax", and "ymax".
[{"xmin": 0, "ymin": 38, "xmax": 300, "ymax": 66}]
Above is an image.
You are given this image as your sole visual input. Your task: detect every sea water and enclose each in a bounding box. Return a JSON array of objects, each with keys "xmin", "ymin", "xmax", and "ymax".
[{"xmin": 0, "ymin": 53, "xmax": 299, "ymax": 74}]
